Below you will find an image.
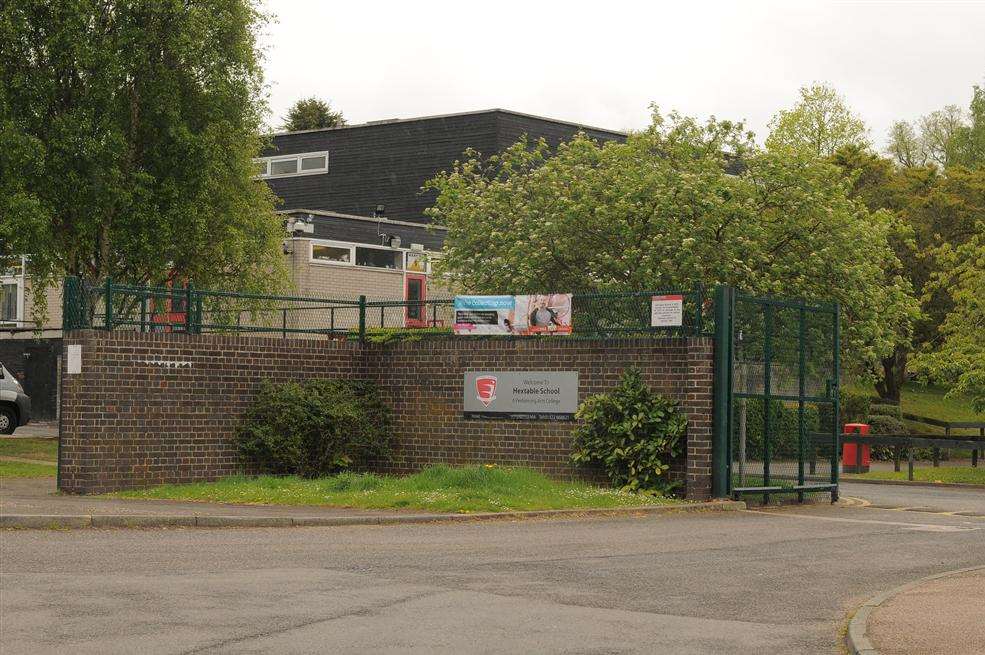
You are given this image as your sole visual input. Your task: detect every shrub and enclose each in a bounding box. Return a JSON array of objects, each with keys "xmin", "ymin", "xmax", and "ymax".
[
  {"xmin": 737, "ymin": 398, "xmax": 819, "ymax": 459},
  {"xmin": 870, "ymin": 403, "xmax": 902, "ymax": 419},
  {"xmin": 235, "ymin": 379, "xmax": 392, "ymax": 477},
  {"xmin": 865, "ymin": 413, "xmax": 908, "ymax": 462},
  {"xmin": 818, "ymin": 387, "xmax": 875, "ymax": 432},
  {"xmin": 570, "ymin": 368, "xmax": 686, "ymax": 492}
]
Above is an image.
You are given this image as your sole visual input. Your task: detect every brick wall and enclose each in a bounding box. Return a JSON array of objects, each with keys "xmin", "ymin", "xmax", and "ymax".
[
  {"xmin": 59, "ymin": 331, "xmax": 716, "ymax": 498},
  {"xmin": 58, "ymin": 332, "xmax": 366, "ymax": 494}
]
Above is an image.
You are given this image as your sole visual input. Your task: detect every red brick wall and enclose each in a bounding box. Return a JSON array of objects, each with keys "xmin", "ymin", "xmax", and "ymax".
[{"xmin": 59, "ymin": 331, "xmax": 715, "ymax": 498}]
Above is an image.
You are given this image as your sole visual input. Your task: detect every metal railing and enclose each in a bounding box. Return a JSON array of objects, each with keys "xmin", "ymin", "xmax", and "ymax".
[
  {"xmin": 62, "ymin": 277, "xmax": 710, "ymax": 342},
  {"xmin": 838, "ymin": 432, "xmax": 984, "ymax": 481}
]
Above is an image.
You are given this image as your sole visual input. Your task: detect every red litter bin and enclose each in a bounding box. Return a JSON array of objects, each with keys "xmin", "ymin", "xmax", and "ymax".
[{"xmin": 843, "ymin": 423, "xmax": 871, "ymax": 473}]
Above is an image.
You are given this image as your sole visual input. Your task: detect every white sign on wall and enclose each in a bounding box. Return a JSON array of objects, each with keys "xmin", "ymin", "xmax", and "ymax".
[
  {"xmin": 650, "ymin": 294, "xmax": 684, "ymax": 327},
  {"xmin": 66, "ymin": 344, "xmax": 82, "ymax": 374}
]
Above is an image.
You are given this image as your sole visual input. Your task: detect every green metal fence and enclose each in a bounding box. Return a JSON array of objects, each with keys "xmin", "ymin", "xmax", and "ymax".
[{"xmin": 62, "ymin": 277, "xmax": 709, "ymax": 341}]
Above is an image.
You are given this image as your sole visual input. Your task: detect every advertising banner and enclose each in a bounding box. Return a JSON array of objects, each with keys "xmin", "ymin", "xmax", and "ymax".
[
  {"xmin": 454, "ymin": 294, "xmax": 573, "ymax": 335},
  {"xmin": 650, "ymin": 294, "xmax": 684, "ymax": 327},
  {"xmin": 463, "ymin": 371, "xmax": 579, "ymax": 420}
]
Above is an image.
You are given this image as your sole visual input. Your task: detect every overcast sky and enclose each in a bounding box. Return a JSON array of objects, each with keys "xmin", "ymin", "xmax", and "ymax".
[{"xmin": 259, "ymin": 0, "xmax": 985, "ymax": 148}]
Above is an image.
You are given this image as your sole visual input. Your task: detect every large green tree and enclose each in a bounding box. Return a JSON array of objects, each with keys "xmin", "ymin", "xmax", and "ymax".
[
  {"xmin": 282, "ymin": 96, "xmax": 346, "ymax": 132},
  {"xmin": 765, "ymin": 83, "xmax": 870, "ymax": 157},
  {"xmin": 427, "ymin": 108, "xmax": 916, "ymax": 368},
  {"xmin": 833, "ymin": 145, "xmax": 984, "ymax": 399},
  {"xmin": 0, "ymin": 0, "xmax": 287, "ymax": 322},
  {"xmin": 912, "ymin": 228, "xmax": 985, "ymax": 410}
]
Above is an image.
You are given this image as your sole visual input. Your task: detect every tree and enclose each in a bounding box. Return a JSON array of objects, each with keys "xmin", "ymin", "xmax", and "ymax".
[
  {"xmin": 952, "ymin": 84, "xmax": 985, "ymax": 167},
  {"xmin": 886, "ymin": 120, "xmax": 925, "ymax": 168},
  {"xmin": 426, "ymin": 108, "xmax": 916, "ymax": 368},
  {"xmin": 912, "ymin": 229, "xmax": 985, "ymax": 410},
  {"xmin": 918, "ymin": 105, "xmax": 966, "ymax": 168},
  {"xmin": 886, "ymin": 85, "xmax": 985, "ymax": 170},
  {"xmin": 282, "ymin": 97, "xmax": 346, "ymax": 131},
  {"xmin": 766, "ymin": 83, "xmax": 870, "ymax": 157},
  {"xmin": 0, "ymin": 0, "xmax": 287, "ymax": 324},
  {"xmin": 832, "ymin": 145, "xmax": 983, "ymax": 399}
]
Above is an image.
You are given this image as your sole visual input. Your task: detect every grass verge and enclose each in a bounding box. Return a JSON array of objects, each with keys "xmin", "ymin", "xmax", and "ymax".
[
  {"xmin": 0, "ymin": 460, "xmax": 57, "ymax": 478},
  {"xmin": 0, "ymin": 437, "xmax": 58, "ymax": 462},
  {"xmin": 110, "ymin": 465, "xmax": 680, "ymax": 513},
  {"xmin": 850, "ymin": 466, "xmax": 985, "ymax": 485}
]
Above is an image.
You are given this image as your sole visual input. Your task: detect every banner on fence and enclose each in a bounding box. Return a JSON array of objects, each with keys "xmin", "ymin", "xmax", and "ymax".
[
  {"xmin": 650, "ymin": 294, "xmax": 684, "ymax": 327},
  {"xmin": 453, "ymin": 294, "xmax": 573, "ymax": 335}
]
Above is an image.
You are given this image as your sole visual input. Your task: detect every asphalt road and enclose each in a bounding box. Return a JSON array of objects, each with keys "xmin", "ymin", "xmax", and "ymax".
[{"xmin": 2, "ymin": 485, "xmax": 984, "ymax": 655}]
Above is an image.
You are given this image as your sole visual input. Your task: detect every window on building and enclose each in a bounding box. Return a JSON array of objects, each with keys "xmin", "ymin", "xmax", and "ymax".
[
  {"xmin": 355, "ymin": 247, "xmax": 402, "ymax": 270},
  {"xmin": 405, "ymin": 252, "xmax": 429, "ymax": 273},
  {"xmin": 0, "ymin": 283, "xmax": 18, "ymax": 324},
  {"xmin": 300, "ymin": 154, "xmax": 328, "ymax": 171},
  {"xmin": 269, "ymin": 158, "xmax": 299, "ymax": 176},
  {"xmin": 312, "ymin": 244, "xmax": 352, "ymax": 264},
  {"xmin": 256, "ymin": 151, "xmax": 329, "ymax": 179}
]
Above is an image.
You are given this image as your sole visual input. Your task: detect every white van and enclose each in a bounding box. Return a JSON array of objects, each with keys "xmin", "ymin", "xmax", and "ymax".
[{"xmin": 0, "ymin": 361, "xmax": 31, "ymax": 434}]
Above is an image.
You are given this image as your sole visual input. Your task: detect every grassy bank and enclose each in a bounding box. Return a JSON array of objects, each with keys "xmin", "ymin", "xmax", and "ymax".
[
  {"xmin": 0, "ymin": 461, "xmax": 57, "ymax": 478},
  {"xmin": 0, "ymin": 438, "xmax": 58, "ymax": 462},
  {"xmin": 111, "ymin": 465, "xmax": 679, "ymax": 513},
  {"xmin": 850, "ymin": 466, "xmax": 985, "ymax": 485}
]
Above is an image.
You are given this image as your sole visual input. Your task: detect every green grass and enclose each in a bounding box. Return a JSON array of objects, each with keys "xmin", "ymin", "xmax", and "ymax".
[
  {"xmin": 851, "ymin": 466, "xmax": 985, "ymax": 485},
  {"xmin": 110, "ymin": 465, "xmax": 679, "ymax": 513},
  {"xmin": 0, "ymin": 437, "xmax": 58, "ymax": 462},
  {"xmin": 899, "ymin": 382, "xmax": 984, "ymax": 422},
  {"xmin": 0, "ymin": 460, "xmax": 57, "ymax": 478},
  {"xmin": 844, "ymin": 381, "xmax": 984, "ymax": 436}
]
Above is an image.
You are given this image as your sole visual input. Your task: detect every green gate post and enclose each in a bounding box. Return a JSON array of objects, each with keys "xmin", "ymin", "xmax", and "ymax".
[
  {"xmin": 830, "ymin": 302, "xmax": 841, "ymax": 502},
  {"xmin": 797, "ymin": 306, "xmax": 807, "ymax": 503},
  {"xmin": 712, "ymin": 285, "xmax": 733, "ymax": 498},
  {"xmin": 185, "ymin": 282, "xmax": 193, "ymax": 334},
  {"xmin": 762, "ymin": 303, "xmax": 774, "ymax": 504},
  {"xmin": 140, "ymin": 285, "xmax": 148, "ymax": 333},
  {"xmin": 693, "ymin": 284, "xmax": 704, "ymax": 335},
  {"xmin": 62, "ymin": 276, "xmax": 81, "ymax": 331},
  {"xmin": 358, "ymin": 295, "xmax": 367, "ymax": 343},
  {"xmin": 104, "ymin": 277, "xmax": 114, "ymax": 331}
]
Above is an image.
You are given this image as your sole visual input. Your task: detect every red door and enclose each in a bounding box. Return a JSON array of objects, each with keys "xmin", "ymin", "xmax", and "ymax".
[{"xmin": 404, "ymin": 274, "xmax": 427, "ymax": 328}]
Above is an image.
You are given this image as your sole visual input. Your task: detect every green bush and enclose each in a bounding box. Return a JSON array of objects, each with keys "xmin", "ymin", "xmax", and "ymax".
[
  {"xmin": 870, "ymin": 403, "xmax": 902, "ymax": 419},
  {"xmin": 864, "ymin": 413, "xmax": 907, "ymax": 462},
  {"xmin": 235, "ymin": 379, "xmax": 392, "ymax": 477},
  {"xmin": 738, "ymin": 398, "xmax": 819, "ymax": 459},
  {"xmin": 865, "ymin": 414, "xmax": 907, "ymax": 435},
  {"xmin": 571, "ymin": 368, "xmax": 687, "ymax": 492},
  {"xmin": 818, "ymin": 387, "xmax": 875, "ymax": 432}
]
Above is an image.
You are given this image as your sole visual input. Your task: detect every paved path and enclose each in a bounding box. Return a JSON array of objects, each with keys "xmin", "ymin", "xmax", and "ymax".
[
  {"xmin": 3, "ymin": 489, "xmax": 985, "ymax": 653},
  {"xmin": 868, "ymin": 567, "xmax": 985, "ymax": 655},
  {"xmin": 7, "ymin": 421, "xmax": 57, "ymax": 438},
  {"xmin": 841, "ymin": 480, "xmax": 985, "ymax": 515}
]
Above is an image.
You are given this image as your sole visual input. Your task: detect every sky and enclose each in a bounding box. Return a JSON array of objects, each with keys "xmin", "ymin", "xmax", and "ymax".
[{"xmin": 258, "ymin": 0, "xmax": 985, "ymax": 148}]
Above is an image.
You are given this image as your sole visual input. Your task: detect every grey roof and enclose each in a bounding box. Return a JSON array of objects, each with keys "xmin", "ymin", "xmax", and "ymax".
[{"xmin": 270, "ymin": 108, "xmax": 629, "ymax": 139}]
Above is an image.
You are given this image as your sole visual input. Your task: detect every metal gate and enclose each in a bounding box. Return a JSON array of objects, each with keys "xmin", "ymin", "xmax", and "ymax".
[{"xmin": 712, "ymin": 287, "xmax": 840, "ymax": 503}]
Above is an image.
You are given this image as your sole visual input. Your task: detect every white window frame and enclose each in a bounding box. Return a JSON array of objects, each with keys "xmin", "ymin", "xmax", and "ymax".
[
  {"xmin": 256, "ymin": 151, "xmax": 329, "ymax": 179},
  {"xmin": 310, "ymin": 240, "xmax": 355, "ymax": 266},
  {"xmin": 308, "ymin": 239, "xmax": 436, "ymax": 274},
  {"xmin": 0, "ymin": 256, "xmax": 26, "ymax": 327}
]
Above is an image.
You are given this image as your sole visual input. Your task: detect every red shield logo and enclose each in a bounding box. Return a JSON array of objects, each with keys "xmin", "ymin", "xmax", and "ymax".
[{"xmin": 475, "ymin": 376, "xmax": 497, "ymax": 407}]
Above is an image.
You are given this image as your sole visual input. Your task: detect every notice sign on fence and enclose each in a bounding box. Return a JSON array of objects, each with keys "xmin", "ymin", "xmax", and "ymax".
[
  {"xmin": 463, "ymin": 371, "xmax": 578, "ymax": 420},
  {"xmin": 650, "ymin": 294, "xmax": 684, "ymax": 327}
]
